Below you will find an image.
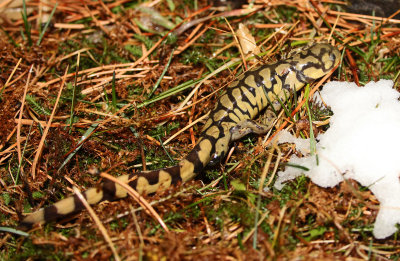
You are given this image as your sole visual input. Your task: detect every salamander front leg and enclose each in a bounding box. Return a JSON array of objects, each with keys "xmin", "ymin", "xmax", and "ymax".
[{"xmin": 230, "ymin": 117, "xmax": 274, "ymax": 141}]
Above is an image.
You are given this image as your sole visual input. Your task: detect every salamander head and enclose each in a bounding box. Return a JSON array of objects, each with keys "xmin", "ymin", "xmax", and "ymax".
[{"xmin": 291, "ymin": 43, "xmax": 341, "ymax": 83}]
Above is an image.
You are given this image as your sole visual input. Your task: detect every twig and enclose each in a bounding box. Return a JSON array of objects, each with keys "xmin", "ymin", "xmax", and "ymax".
[
  {"xmin": 16, "ymin": 65, "xmax": 33, "ymax": 165},
  {"xmin": 31, "ymin": 66, "xmax": 68, "ymax": 179},
  {"xmin": 163, "ymin": 113, "xmax": 209, "ymax": 146},
  {"xmin": 0, "ymin": 58, "xmax": 22, "ymax": 96},
  {"xmin": 177, "ymin": 58, "xmax": 240, "ymax": 110},
  {"xmin": 225, "ymin": 17, "xmax": 247, "ymax": 70},
  {"xmin": 73, "ymin": 187, "xmax": 121, "ymax": 261},
  {"xmin": 100, "ymin": 172, "xmax": 169, "ymax": 232}
]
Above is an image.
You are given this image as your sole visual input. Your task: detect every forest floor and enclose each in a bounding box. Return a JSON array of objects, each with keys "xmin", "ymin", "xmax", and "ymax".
[{"xmin": 1, "ymin": 0, "xmax": 400, "ymax": 260}]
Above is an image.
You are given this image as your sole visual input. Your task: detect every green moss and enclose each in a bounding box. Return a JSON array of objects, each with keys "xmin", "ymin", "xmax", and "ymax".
[
  {"xmin": 207, "ymin": 200, "xmax": 256, "ymax": 230},
  {"xmin": 125, "ymin": 44, "xmax": 143, "ymax": 58},
  {"xmin": 32, "ymin": 191, "xmax": 44, "ymax": 199},
  {"xmin": 274, "ymin": 5, "xmax": 299, "ymax": 22},
  {"xmin": 2, "ymin": 238, "xmax": 65, "ymax": 261},
  {"xmin": 2, "ymin": 193, "xmax": 11, "ymax": 205},
  {"xmin": 181, "ymin": 47, "xmax": 221, "ymax": 72},
  {"xmin": 133, "ymin": 34, "xmax": 154, "ymax": 50}
]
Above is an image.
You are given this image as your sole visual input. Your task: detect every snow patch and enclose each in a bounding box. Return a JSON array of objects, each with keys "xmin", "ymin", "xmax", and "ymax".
[{"xmin": 274, "ymin": 80, "xmax": 400, "ymax": 239}]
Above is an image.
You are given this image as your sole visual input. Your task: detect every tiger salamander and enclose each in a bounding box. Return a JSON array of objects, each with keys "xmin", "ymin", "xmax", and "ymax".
[{"xmin": 20, "ymin": 43, "xmax": 340, "ymax": 230}]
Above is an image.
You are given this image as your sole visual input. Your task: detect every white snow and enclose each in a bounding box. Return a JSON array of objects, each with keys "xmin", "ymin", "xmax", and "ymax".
[{"xmin": 273, "ymin": 80, "xmax": 400, "ymax": 239}]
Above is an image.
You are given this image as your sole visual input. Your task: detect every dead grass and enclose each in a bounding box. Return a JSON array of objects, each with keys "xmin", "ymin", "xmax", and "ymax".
[{"xmin": 1, "ymin": 0, "xmax": 400, "ymax": 260}]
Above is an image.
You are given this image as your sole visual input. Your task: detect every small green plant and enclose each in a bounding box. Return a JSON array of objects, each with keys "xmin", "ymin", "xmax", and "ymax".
[
  {"xmin": 21, "ymin": 0, "xmax": 32, "ymax": 46},
  {"xmin": 26, "ymin": 95, "xmax": 51, "ymax": 116}
]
